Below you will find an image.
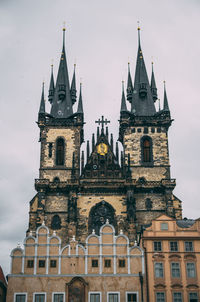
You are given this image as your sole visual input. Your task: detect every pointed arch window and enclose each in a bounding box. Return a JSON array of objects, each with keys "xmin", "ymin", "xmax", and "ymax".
[
  {"xmin": 141, "ymin": 136, "xmax": 153, "ymax": 164},
  {"xmin": 56, "ymin": 138, "xmax": 65, "ymax": 166},
  {"xmin": 51, "ymin": 215, "xmax": 61, "ymax": 230}
]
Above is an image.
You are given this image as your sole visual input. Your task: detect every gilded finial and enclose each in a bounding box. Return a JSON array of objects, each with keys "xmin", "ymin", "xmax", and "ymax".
[
  {"xmin": 137, "ymin": 21, "xmax": 140, "ymax": 30},
  {"xmin": 63, "ymin": 21, "xmax": 66, "ymax": 31}
]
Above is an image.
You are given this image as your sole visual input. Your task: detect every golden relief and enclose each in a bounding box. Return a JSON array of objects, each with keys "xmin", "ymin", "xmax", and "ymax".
[{"xmin": 97, "ymin": 143, "xmax": 108, "ymax": 155}]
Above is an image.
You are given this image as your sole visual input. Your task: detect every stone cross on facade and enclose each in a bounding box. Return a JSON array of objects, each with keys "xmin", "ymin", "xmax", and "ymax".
[{"xmin": 95, "ymin": 116, "xmax": 110, "ymax": 132}]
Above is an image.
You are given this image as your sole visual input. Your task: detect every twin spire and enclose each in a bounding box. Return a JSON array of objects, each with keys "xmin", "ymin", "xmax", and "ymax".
[
  {"xmin": 38, "ymin": 27, "xmax": 83, "ymax": 119},
  {"xmin": 122, "ymin": 26, "xmax": 170, "ymax": 116}
]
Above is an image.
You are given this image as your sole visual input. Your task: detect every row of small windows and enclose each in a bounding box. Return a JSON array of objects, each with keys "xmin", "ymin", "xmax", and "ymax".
[
  {"xmin": 156, "ymin": 292, "xmax": 198, "ymax": 302},
  {"xmin": 154, "ymin": 261, "xmax": 196, "ymax": 279},
  {"xmin": 15, "ymin": 292, "xmax": 138, "ymax": 302},
  {"xmin": 131, "ymin": 127, "xmax": 165, "ymax": 134},
  {"xmin": 92, "ymin": 259, "xmax": 125, "ymax": 268},
  {"xmin": 153, "ymin": 241, "xmax": 194, "ymax": 252},
  {"xmin": 14, "ymin": 292, "xmax": 199, "ymax": 302},
  {"xmin": 27, "ymin": 259, "xmax": 126, "ymax": 269}
]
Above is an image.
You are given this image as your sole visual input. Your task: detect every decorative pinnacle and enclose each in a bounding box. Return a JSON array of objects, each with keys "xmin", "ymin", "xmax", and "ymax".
[{"xmin": 137, "ymin": 20, "xmax": 140, "ymax": 30}]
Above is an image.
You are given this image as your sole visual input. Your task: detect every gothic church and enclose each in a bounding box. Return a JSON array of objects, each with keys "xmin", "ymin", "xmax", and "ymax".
[{"xmin": 7, "ymin": 27, "xmax": 185, "ymax": 302}]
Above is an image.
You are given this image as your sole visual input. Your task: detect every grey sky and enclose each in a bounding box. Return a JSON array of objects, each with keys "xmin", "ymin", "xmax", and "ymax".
[{"xmin": 0, "ymin": 0, "xmax": 200, "ymax": 275}]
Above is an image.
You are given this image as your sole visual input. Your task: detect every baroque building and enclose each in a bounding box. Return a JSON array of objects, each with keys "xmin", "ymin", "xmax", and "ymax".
[{"xmin": 7, "ymin": 26, "xmax": 187, "ymax": 302}]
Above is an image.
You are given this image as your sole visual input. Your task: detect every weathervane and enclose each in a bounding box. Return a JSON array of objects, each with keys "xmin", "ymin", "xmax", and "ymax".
[{"xmin": 95, "ymin": 116, "xmax": 110, "ymax": 132}]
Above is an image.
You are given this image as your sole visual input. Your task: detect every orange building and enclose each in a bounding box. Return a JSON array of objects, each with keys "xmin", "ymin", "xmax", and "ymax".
[{"xmin": 142, "ymin": 214, "xmax": 200, "ymax": 302}]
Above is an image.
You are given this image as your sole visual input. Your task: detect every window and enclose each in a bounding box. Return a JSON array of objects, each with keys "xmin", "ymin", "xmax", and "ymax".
[
  {"xmin": 119, "ymin": 259, "xmax": 125, "ymax": 267},
  {"xmin": 186, "ymin": 262, "xmax": 196, "ymax": 278},
  {"xmin": 15, "ymin": 294, "xmax": 26, "ymax": 302},
  {"xmin": 51, "ymin": 215, "xmax": 61, "ymax": 230},
  {"xmin": 27, "ymin": 260, "xmax": 34, "ymax": 268},
  {"xmin": 185, "ymin": 241, "xmax": 194, "ymax": 252},
  {"xmin": 154, "ymin": 241, "xmax": 162, "ymax": 252},
  {"xmin": 173, "ymin": 292, "xmax": 182, "ymax": 302},
  {"xmin": 53, "ymin": 293, "xmax": 64, "ymax": 302},
  {"xmin": 189, "ymin": 292, "xmax": 198, "ymax": 302},
  {"xmin": 38, "ymin": 260, "xmax": 45, "ymax": 268},
  {"xmin": 92, "ymin": 259, "xmax": 98, "ymax": 267},
  {"xmin": 156, "ymin": 292, "xmax": 165, "ymax": 302},
  {"xmin": 171, "ymin": 262, "xmax": 180, "ymax": 278},
  {"xmin": 34, "ymin": 294, "xmax": 45, "ymax": 302},
  {"xmin": 56, "ymin": 138, "xmax": 64, "ymax": 165},
  {"xmin": 145, "ymin": 198, "xmax": 152, "ymax": 211},
  {"xmin": 161, "ymin": 223, "xmax": 168, "ymax": 230},
  {"xmin": 141, "ymin": 136, "xmax": 152, "ymax": 163},
  {"xmin": 105, "ymin": 259, "xmax": 111, "ymax": 267},
  {"xmin": 127, "ymin": 293, "xmax": 137, "ymax": 302},
  {"xmin": 48, "ymin": 143, "xmax": 53, "ymax": 158},
  {"xmin": 154, "ymin": 262, "xmax": 164, "ymax": 278},
  {"xmin": 89, "ymin": 293, "xmax": 101, "ymax": 302},
  {"xmin": 50, "ymin": 260, "xmax": 57, "ymax": 268},
  {"xmin": 170, "ymin": 241, "xmax": 178, "ymax": 252},
  {"xmin": 107, "ymin": 292, "xmax": 119, "ymax": 302}
]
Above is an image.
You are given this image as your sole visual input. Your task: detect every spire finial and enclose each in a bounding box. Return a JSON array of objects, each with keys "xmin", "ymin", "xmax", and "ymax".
[
  {"xmin": 62, "ymin": 22, "xmax": 66, "ymax": 49},
  {"xmin": 137, "ymin": 21, "xmax": 141, "ymax": 47}
]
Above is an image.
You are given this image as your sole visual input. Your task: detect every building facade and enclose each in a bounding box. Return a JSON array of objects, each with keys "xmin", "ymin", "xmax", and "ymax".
[
  {"xmin": 142, "ymin": 214, "xmax": 200, "ymax": 302},
  {"xmin": 7, "ymin": 26, "xmax": 187, "ymax": 302}
]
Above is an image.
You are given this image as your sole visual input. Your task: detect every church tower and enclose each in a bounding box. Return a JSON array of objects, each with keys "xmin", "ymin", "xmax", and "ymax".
[
  {"xmin": 29, "ymin": 28, "xmax": 84, "ymax": 243},
  {"xmin": 119, "ymin": 27, "xmax": 182, "ymax": 228}
]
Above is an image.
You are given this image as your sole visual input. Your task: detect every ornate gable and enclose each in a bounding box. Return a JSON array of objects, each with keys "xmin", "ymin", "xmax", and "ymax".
[{"xmin": 81, "ymin": 131, "xmax": 122, "ymax": 180}]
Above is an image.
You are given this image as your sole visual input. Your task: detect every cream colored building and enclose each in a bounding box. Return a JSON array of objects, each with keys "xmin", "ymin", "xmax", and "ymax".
[{"xmin": 8, "ymin": 223, "xmax": 144, "ymax": 302}]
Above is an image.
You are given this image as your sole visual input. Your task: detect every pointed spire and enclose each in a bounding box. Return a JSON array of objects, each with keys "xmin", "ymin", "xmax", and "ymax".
[
  {"xmin": 150, "ymin": 62, "xmax": 158, "ymax": 102},
  {"xmin": 50, "ymin": 26, "xmax": 73, "ymax": 118},
  {"xmin": 87, "ymin": 140, "xmax": 90, "ymax": 160},
  {"xmin": 97, "ymin": 127, "xmax": 100, "ymax": 140},
  {"xmin": 81, "ymin": 150, "xmax": 84, "ymax": 174},
  {"xmin": 70, "ymin": 64, "xmax": 77, "ymax": 105},
  {"xmin": 48, "ymin": 64, "xmax": 55, "ymax": 104},
  {"xmin": 127, "ymin": 62, "xmax": 133, "ymax": 102},
  {"xmin": 39, "ymin": 82, "xmax": 45, "ymax": 114},
  {"xmin": 163, "ymin": 81, "xmax": 170, "ymax": 111},
  {"xmin": 131, "ymin": 26, "xmax": 156, "ymax": 116},
  {"xmin": 92, "ymin": 134, "xmax": 95, "ymax": 151},
  {"xmin": 120, "ymin": 81, "xmax": 128, "ymax": 112},
  {"xmin": 110, "ymin": 134, "xmax": 113, "ymax": 151},
  {"xmin": 77, "ymin": 83, "xmax": 83, "ymax": 114},
  {"xmin": 116, "ymin": 142, "xmax": 119, "ymax": 164}
]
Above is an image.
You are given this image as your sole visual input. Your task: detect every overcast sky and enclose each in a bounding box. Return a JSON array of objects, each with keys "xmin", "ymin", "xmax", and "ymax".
[{"xmin": 0, "ymin": 0, "xmax": 200, "ymax": 276}]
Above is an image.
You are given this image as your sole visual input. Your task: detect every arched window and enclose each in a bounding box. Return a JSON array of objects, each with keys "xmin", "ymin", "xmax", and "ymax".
[
  {"xmin": 56, "ymin": 138, "xmax": 64, "ymax": 165},
  {"xmin": 88, "ymin": 201, "xmax": 116, "ymax": 235},
  {"xmin": 141, "ymin": 136, "xmax": 152, "ymax": 163},
  {"xmin": 51, "ymin": 215, "xmax": 61, "ymax": 230}
]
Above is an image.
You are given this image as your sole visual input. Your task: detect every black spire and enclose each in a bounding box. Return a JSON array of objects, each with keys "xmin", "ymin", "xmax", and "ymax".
[
  {"xmin": 39, "ymin": 82, "xmax": 45, "ymax": 114},
  {"xmin": 127, "ymin": 62, "xmax": 133, "ymax": 103},
  {"xmin": 163, "ymin": 81, "xmax": 170, "ymax": 111},
  {"xmin": 70, "ymin": 64, "xmax": 77, "ymax": 105},
  {"xmin": 48, "ymin": 64, "xmax": 55, "ymax": 104},
  {"xmin": 77, "ymin": 83, "xmax": 83, "ymax": 114},
  {"xmin": 50, "ymin": 27, "xmax": 73, "ymax": 118},
  {"xmin": 131, "ymin": 27, "xmax": 156, "ymax": 116},
  {"xmin": 150, "ymin": 62, "xmax": 158, "ymax": 102},
  {"xmin": 120, "ymin": 81, "xmax": 128, "ymax": 112}
]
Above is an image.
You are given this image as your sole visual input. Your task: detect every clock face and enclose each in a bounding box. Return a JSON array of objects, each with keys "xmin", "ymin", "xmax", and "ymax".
[{"xmin": 97, "ymin": 143, "xmax": 108, "ymax": 156}]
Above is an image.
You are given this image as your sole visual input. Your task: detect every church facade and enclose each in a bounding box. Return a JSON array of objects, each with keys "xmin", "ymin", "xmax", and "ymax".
[{"xmin": 6, "ymin": 27, "xmax": 190, "ymax": 302}]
